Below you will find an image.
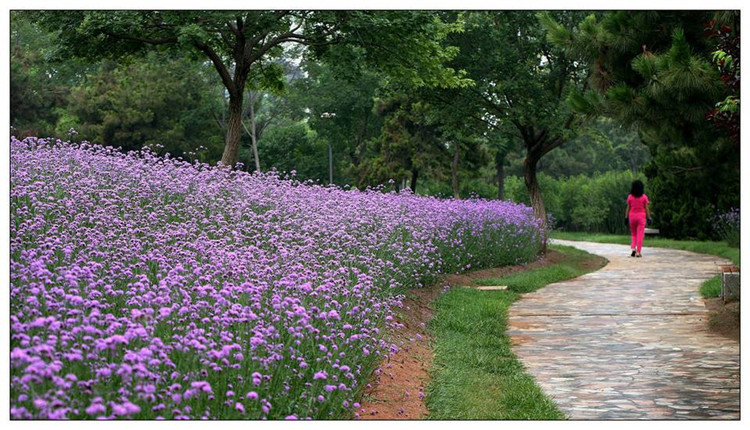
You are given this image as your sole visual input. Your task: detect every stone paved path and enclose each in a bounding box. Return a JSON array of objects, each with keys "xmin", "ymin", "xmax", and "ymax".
[{"xmin": 507, "ymin": 240, "xmax": 740, "ymax": 420}]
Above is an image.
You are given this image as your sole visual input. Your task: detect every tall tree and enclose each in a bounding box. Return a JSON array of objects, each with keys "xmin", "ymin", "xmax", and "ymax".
[
  {"xmin": 546, "ymin": 12, "xmax": 721, "ymax": 143},
  {"xmin": 353, "ymin": 83, "xmax": 489, "ymax": 196},
  {"xmin": 58, "ymin": 52, "xmax": 224, "ymax": 161},
  {"xmin": 295, "ymin": 59, "xmax": 385, "ymax": 185},
  {"xmin": 430, "ymin": 11, "xmax": 590, "ymax": 242},
  {"xmin": 356, "ymin": 92, "xmax": 446, "ymax": 191},
  {"xmin": 488, "ymin": 135, "xmax": 517, "ymax": 200},
  {"xmin": 545, "ymin": 11, "xmax": 738, "ymax": 238},
  {"xmin": 10, "ymin": 45, "xmax": 62, "ymax": 137},
  {"xmin": 10, "ymin": 13, "xmax": 86, "ymax": 137},
  {"xmin": 32, "ymin": 11, "xmax": 467, "ymax": 167}
]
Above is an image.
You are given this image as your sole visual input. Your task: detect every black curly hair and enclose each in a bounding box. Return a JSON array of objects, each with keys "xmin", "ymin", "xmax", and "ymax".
[{"xmin": 630, "ymin": 180, "xmax": 645, "ymax": 197}]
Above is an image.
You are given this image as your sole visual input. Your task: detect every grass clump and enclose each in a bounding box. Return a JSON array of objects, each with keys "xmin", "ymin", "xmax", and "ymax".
[{"xmin": 700, "ymin": 276, "xmax": 723, "ymax": 298}]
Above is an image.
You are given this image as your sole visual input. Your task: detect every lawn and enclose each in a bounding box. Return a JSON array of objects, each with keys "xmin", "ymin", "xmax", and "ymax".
[{"xmin": 425, "ymin": 245, "xmax": 607, "ymax": 419}]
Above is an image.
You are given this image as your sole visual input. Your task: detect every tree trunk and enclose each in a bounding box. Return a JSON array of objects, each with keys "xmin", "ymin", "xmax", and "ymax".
[
  {"xmin": 410, "ymin": 168, "xmax": 419, "ymax": 192},
  {"xmin": 524, "ymin": 154, "xmax": 548, "ymax": 252},
  {"xmin": 496, "ymin": 152, "xmax": 505, "ymax": 200},
  {"xmin": 249, "ymin": 92, "xmax": 260, "ymax": 172},
  {"xmin": 328, "ymin": 143, "xmax": 333, "ymax": 185},
  {"xmin": 352, "ymin": 110, "xmax": 370, "ymax": 168},
  {"xmin": 220, "ymin": 94, "xmax": 244, "ymax": 167},
  {"xmin": 452, "ymin": 143, "xmax": 460, "ymax": 199}
]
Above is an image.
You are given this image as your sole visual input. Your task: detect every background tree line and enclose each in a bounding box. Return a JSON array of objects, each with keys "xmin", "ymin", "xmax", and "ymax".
[{"xmin": 10, "ymin": 10, "xmax": 738, "ymax": 240}]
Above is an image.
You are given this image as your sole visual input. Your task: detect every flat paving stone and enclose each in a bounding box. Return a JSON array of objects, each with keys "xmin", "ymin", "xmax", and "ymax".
[{"xmin": 508, "ymin": 240, "xmax": 740, "ymax": 420}]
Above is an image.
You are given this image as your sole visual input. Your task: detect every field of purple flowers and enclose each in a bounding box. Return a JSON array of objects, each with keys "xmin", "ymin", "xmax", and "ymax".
[{"xmin": 10, "ymin": 136, "xmax": 544, "ymax": 420}]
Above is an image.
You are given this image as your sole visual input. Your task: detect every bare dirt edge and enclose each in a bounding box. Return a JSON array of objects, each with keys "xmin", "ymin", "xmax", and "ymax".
[
  {"xmin": 356, "ymin": 250, "xmax": 567, "ymax": 419},
  {"xmin": 703, "ymin": 298, "xmax": 740, "ymax": 342}
]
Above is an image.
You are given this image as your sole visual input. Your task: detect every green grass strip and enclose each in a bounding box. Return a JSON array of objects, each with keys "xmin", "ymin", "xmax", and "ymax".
[
  {"xmin": 425, "ymin": 245, "xmax": 606, "ymax": 420},
  {"xmin": 551, "ymin": 231, "xmax": 739, "ymax": 299},
  {"xmin": 550, "ymin": 231, "xmax": 739, "ymax": 265}
]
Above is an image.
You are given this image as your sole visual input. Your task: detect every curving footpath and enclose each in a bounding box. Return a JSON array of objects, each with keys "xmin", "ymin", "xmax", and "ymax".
[{"xmin": 508, "ymin": 240, "xmax": 740, "ymax": 420}]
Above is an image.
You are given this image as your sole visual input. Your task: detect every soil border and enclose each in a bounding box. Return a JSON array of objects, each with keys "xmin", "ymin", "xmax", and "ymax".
[
  {"xmin": 356, "ymin": 250, "xmax": 566, "ymax": 419},
  {"xmin": 703, "ymin": 297, "xmax": 740, "ymax": 341}
]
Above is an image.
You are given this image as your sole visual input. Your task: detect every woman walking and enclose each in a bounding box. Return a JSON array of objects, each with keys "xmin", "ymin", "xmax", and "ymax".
[{"xmin": 626, "ymin": 180, "xmax": 651, "ymax": 258}]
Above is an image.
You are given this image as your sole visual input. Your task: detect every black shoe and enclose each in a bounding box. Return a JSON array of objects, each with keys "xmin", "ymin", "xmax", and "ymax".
[
  {"xmin": 636, "ymin": 253, "xmax": 642, "ymax": 258},
  {"xmin": 631, "ymin": 250, "xmax": 636, "ymax": 257}
]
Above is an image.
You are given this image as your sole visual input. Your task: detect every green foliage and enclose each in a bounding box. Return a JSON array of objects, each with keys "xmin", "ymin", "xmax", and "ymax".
[
  {"xmin": 644, "ymin": 139, "xmax": 738, "ymax": 239},
  {"xmin": 60, "ymin": 52, "xmax": 224, "ymax": 161},
  {"xmin": 546, "ymin": 11, "xmax": 738, "ymax": 240},
  {"xmin": 510, "ymin": 118, "xmax": 649, "ymax": 178},
  {"xmin": 10, "ymin": 49, "xmax": 61, "ymax": 137},
  {"xmin": 29, "ymin": 10, "xmax": 470, "ymax": 167},
  {"xmin": 427, "ymin": 245, "xmax": 604, "ymax": 419},
  {"xmin": 252, "ymin": 122, "xmax": 329, "ymax": 182},
  {"xmin": 10, "ymin": 12, "xmax": 95, "ymax": 87},
  {"xmin": 9, "ymin": 14, "xmax": 81, "ymax": 137},
  {"xmin": 11, "ymin": 13, "xmax": 226, "ymax": 162},
  {"xmin": 436, "ymin": 11, "xmax": 592, "ymax": 225},
  {"xmin": 355, "ymin": 90, "xmax": 490, "ymax": 193},
  {"xmin": 505, "ymin": 171, "xmax": 641, "ymax": 234},
  {"xmin": 445, "ymin": 11, "xmax": 589, "ymax": 140},
  {"xmin": 318, "ymin": 11, "xmax": 472, "ymax": 89},
  {"xmin": 293, "ymin": 60, "xmax": 384, "ymax": 186},
  {"xmin": 700, "ymin": 275, "xmax": 722, "ymax": 299}
]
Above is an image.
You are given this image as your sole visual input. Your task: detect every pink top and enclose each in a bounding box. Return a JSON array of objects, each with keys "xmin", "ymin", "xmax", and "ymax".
[{"xmin": 627, "ymin": 194, "xmax": 649, "ymax": 214}]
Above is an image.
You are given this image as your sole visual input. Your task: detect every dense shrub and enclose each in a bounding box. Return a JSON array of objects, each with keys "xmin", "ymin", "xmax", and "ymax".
[
  {"xmin": 644, "ymin": 142, "xmax": 739, "ymax": 240},
  {"xmin": 250, "ymin": 122, "xmax": 329, "ymax": 181},
  {"xmin": 504, "ymin": 171, "xmax": 641, "ymax": 234}
]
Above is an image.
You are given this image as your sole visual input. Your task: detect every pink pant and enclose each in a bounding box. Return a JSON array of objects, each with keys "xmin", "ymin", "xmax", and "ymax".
[{"xmin": 629, "ymin": 213, "xmax": 646, "ymax": 253}]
